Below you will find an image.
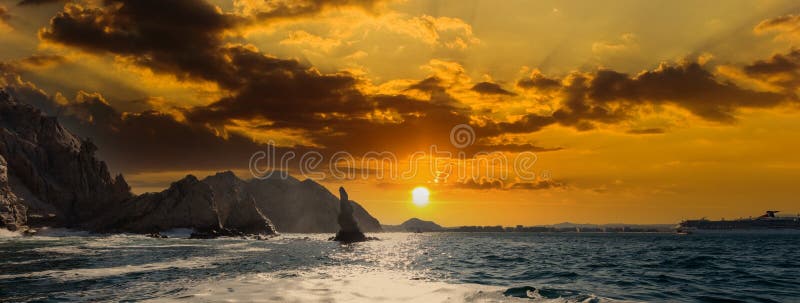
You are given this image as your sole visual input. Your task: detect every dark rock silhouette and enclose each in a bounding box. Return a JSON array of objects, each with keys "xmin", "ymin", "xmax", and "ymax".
[
  {"xmin": 0, "ymin": 90, "xmax": 131, "ymax": 229},
  {"xmin": 0, "ymin": 154, "xmax": 26, "ymax": 231},
  {"xmin": 0, "ymin": 90, "xmax": 382, "ymax": 237},
  {"xmin": 332, "ymin": 187, "xmax": 367, "ymax": 242},
  {"xmin": 244, "ymin": 175, "xmax": 381, "ymax": 233},
  {"xmin": 92, "ymin": 173, "xmax": 278, "ymax": 237},
  {"xmin": 202, "ymin": 172, "xmax": 278, "ymax": 235}
]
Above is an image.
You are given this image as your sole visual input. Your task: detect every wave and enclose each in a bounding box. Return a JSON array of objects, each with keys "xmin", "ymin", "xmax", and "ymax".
[
  {"xmin": 146, "ymin": 266, "xmax": 623, "ymax": 303},
  {"xmin": 0, "ymin": 255, "xmax": 238, "ymax": 282},
  {"xmin": 0, "ymin": 228, "xmax": 21, "ymax": 238}
]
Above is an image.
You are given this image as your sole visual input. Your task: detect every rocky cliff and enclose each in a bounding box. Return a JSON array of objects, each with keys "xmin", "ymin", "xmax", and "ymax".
[
  {"xmin": 0, "ymin": 90, "xmax": 131, "ymax": 229},
  {"xmin": 245, "ymin": 174, "xmax": 382, "ymax": 233},
  {"xmin": 94, "ymin": 171, "xmax": 380, "ymax": 235},
  {"xmin": 0, "ymin": 154, "xmax": 26, "ymax": 231},
  {"xmin": 92, "ymin": 173, "xmax": 278, "ymax": 236},
  {"xmin": 0, "ymin": 90, "xmax": 382, "ymax": 235}
]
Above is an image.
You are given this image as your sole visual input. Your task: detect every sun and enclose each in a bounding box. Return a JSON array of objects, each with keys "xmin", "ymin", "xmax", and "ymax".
[{"xmin": 411, "ymin": 186, "xmax": 430, "ymax": 206}]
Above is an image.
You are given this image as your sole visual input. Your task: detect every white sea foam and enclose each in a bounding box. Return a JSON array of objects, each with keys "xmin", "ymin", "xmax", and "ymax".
[
  {"xmin": 0, "ymin": 228, "xmax": 21, "ymax": 238},
  {"xmin": 149, "ymin": 266, "xmax": 520, "ymax": 303},
  {"xmin": 0, "ymin": 255, "xmax": 237, "ymax": 282},
  {"xmin": 162, "ymin": 228, "xmax": 194, "ymax": 238},
  {"xmin": 33, "ymin": 227, "xmax": 92, "ymax": 237},
  {"xmin": 147, "ymin": 263, "xmax": 620, "ymax": 303}
]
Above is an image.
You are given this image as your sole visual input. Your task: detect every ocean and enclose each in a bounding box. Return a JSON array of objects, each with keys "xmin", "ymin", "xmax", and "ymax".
[{"xmin": 1, "ymin": 230, "xmax": 798, "ymax": 302}]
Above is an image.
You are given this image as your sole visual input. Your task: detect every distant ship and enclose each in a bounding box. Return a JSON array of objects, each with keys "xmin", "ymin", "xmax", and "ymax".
[{"xmin": 677, "ymin": 211, "xmax": 800, "ymax": 234}]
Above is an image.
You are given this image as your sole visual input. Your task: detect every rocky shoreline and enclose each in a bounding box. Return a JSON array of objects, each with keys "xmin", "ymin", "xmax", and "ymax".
[{"xmin": 0, "ymin": 90, "xmax": 381, "ymax": 238}]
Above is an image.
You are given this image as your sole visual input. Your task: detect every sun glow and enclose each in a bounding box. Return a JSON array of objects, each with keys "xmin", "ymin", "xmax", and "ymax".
[{"xmin": 411, "ymin": 187, "xmax": 430, "ymax": 206}]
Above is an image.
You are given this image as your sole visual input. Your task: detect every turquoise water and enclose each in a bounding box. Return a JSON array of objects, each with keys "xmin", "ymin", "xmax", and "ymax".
[{"xmin": 1, "ymin": 231, "xmax": 798, "ymax": 302}]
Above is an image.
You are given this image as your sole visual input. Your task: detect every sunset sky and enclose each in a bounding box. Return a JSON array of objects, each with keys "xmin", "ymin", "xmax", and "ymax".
[{"xmin": 1, "ymin": 0, "xmax": 799, "ymax": 226}]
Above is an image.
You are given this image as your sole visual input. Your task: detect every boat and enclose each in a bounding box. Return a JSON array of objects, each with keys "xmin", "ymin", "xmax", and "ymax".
[{"xmin": 677, "ymin": 211, "xmax": 800, "ymax": 234}]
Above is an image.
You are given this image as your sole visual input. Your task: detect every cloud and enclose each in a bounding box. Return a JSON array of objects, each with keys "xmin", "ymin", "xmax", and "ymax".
[
  {"xmin": 455, "ymin": 178, "xmax": 505, "ymax": 190},
  {"xmin": 0, "ymin": 5, "xmax": 11, "ymax": 32},
  {"xmin": 591, "ymin": 33, "xmax": 638, "ymax": 54},
  {"xmin": 450, "ymin": 178, "xmax": 565, "ymax": 191},
  {"xmin": 508, "ymin": 179, "xmax": 565, "ymax": 190},
  {"xmin": 279, "ymin": 30, "xmax": 342, "ymax": 53},
  {"xmin": 2, "ymin": 82, "xmax": 271, "ymax": 173},
  {"xmin": 384, "ymin": 14, "xmax": 480, "ymax": 49},
  {"xmin": 19, "ymin": 54, "xmax": 67, "ymax": 68},
  {"xmin": 40, "ymin": 1, "xmax": 245, "ymax": 88},
  {"xmin": 516, "ymin": 70, "xmax": 561, "ymax": 91},
  {"xmin": 738, "ymin": 49, "xmax": 800, "ymax": 91},
  {"xmin": 626, "ymin": 128, "xmax": 665, "ymax": 135},
  {"xmin": 467, "ymin": 143, "xmax": 562, "ymax": 153},
  {"xmin": 754, "ymin": 14, "xmax": 800, "ymax": 42},
  {"xmin": 236, "ymin": 0, "xmax": 386, "ymax": 21},
  {"xmin": 17, "ymin": 0, "xmax": 63, "ymax": 5},
  {"xmin": 32, "ymin": 1, "xmax": 798, "ymax": 166},
  {"xmin": 471, "ymin": 82, "xmax": 515, "ymax": 96},
  {"xmin": 546, "ymin": 61, "xmax": 788, "ymax": 125}
]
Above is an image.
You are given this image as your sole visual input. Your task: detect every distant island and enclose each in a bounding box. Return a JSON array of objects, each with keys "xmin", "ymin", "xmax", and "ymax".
[{"xmin": 384, "ymin": 218, "xmax": 675, "ymax": 233}]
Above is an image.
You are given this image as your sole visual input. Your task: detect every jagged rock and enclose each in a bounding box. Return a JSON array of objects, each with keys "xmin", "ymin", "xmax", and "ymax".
[
  {"xmin": 246, "ymin": 175, "xmax": 381, "ymax": 233},
  {"xmin": 0, "ymin": 90, "xmax": 131, "ymax": 229},
  {"xmin": 333, "ymin": 187, "xmax": 367, "ymax": 243},
  {"xmin": 95, "ymin": 175, "xmax": 222, "ymax": 233},
  {"xmin": 0, "ymin": 154, "xmax": 26, "ymax": 231},
  {"xmin": 93, "ymin": 173, "xmax": 278, "ymax": 237},
  {"xmin": 0, "ymin": 89, "xmax": 383, "ymax": 237},
  {"xmin": 202, "ymin": 172, "xmax": 278, "ymax": 235}
]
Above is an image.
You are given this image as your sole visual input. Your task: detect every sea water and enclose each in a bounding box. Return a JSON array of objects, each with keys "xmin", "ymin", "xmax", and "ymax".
[{"xmin": 1, "ymin": 230, "xmax": 798, "ymax": 302}]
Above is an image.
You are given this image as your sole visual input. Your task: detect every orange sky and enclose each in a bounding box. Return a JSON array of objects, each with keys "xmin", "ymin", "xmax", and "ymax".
[{"xmin": 1, "ymin": 0, "xmax": 799, "ymax": 225}]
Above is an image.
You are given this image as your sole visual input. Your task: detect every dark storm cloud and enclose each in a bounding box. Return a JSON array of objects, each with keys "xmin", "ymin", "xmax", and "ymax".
[
  {"xmin": 516, "ymin": 73, "xmax": 561, "ymax": 91},
  {"xmin": 740, "ymin": 49, "xmax": 800, "ymax": 91},
  {"xmin": 32, "ymin": 0, "xmax": 798, "ymax": 173},
  {"xmin": 527, "ymin": 61, "xmax": 788, "ymax": 127},
  {"xmin": 17, "ymin": 0, "xmax": 63, "ymax": 6},
  {"xmin": 471, "ymin": 82, "xmax": 515, "ymax": 96},
  {"xmin": 585, "ymin": 62, "xmax": 786, "ymax": 123},
  {"xmin": 480, "ymin": 114, "xmax": 557, "ymax": 136},
  {"xmin": 40, "ymin": 0, "xmax": 429, "ymax": 139},
  {"xmin": 40, "ymin": 0, "xmax": 247, "ymax": 88},
  {"xmin": 406, "ymin": 76, "xmax": 444, "ymax": 92},
  {"xmin": 37, "ymin": 0, "xmax": 563, "ymax": 153},
  {"xmin": 744, "ymin": 50, "xmax": 800, "ymax": 75}
]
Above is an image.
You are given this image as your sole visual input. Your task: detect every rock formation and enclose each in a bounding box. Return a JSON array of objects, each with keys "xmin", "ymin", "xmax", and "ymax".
[
  {"xmin": 0, "ymin": 90, "xmax": 131, "ymax": 229},
  {"xmin": 0, "ymin": 154, "xmax": 26, "ymax": 231},
  {"xmin": 0, "ymin": 89, "xmax": 382, "ymax": 237},
  {"xmin": 90, "ymin": 173, "xmax": 278, "ymax": 237},
  {"xmin": 332, "ymin": 187, "xmax": 367, "ymax": 242},
  {"xmin": 202, "ymin": 172, "xmax": 278, "ymax": 235},
  {"xmin": 245, "ymin": 175, "xmax": 381, "ymax": 233}
]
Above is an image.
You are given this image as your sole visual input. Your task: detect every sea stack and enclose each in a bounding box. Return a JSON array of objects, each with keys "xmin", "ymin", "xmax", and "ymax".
[{"xmin": 333, "ymin": 187, "xmax": 367, "ymax": 243}]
